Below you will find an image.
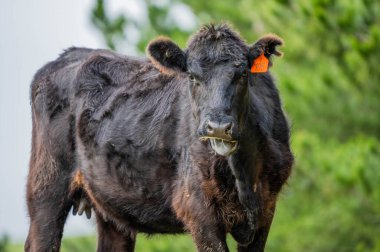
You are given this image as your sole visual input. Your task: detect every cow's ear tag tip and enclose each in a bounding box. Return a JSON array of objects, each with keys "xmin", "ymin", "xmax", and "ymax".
[{"xmin": 251, "ymin": 53, "xmax": 269, "ymax": 73}]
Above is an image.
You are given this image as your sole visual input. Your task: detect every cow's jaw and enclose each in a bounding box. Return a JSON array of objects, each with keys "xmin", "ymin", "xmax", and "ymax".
[
  {"xmin": 210, "ymin": 138, "xmax": 237, "ymax": 156},
  {"xmin": 200, "ymin": 137, "xmax": 237, "ymax": 156}
]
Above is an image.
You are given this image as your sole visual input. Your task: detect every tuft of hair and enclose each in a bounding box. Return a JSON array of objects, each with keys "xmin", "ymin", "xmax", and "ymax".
[
  {"xmin": 146, "ymin": 36, "xmax": 186, "ymax": 75},
  {"xmin": 187, "ymin": 23, "xmax": 246, "ymax": 49},
  {"xmin": 70, "ymin": 170, "xmax": 84, "ymax": 192}
]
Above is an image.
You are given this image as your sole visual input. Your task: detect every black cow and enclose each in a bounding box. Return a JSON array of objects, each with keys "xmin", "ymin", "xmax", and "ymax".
[{"xmin": 25, "ymin": 24, "xmax": 293, "ymax": 252}]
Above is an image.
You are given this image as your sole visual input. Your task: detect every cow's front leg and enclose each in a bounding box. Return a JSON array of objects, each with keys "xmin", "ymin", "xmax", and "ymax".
[
  {"xmin": 189, "ymin": 221, "xmax": 229, "ymax": 252},
  {"xmin": 228, "ymin": 149, "xmax": 259, "ymax": 244},
  {"xmin": 174, "ymin": 188, "xmax": 229, "ymax": 252},
  {"xmin": 230, "ymin": 213, "xmax": 257, "ymax": 246},
  {"xmin": 228, "ymin": 151, "xmax": 258, "ymax": 212},
  {"xmin": 96, "ymin": 215, "xmax": 136, "ymax": 252},
  {"xmin": 236, "ymin": 193, "xmax": 277, "ymax": 252},
  {"xmin": 237, "ymin": 226, "xmax": 269, "ymax": 252}
]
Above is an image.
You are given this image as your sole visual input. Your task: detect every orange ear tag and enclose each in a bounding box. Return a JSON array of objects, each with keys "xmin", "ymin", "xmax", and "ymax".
[{"xmin": 250, "ymin": 53, "xmax": 269, "ymax": 73}]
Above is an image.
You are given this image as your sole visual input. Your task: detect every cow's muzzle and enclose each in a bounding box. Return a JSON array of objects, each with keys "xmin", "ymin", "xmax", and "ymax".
[{"xmin": 199, "ymin": 119, "xmax": 238, "ymax": 156}]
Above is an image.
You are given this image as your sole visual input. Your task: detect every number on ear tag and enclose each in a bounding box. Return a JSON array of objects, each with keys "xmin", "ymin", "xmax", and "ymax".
[{"xmin": 250, "ymin": 53, "xmax": 269, "ymax": 73}]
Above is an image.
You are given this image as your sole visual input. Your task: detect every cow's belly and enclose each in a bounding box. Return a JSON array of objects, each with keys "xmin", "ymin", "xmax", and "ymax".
[{"xmin": 81, "ymin": 150, "xmax": 185, "ymax": 234}]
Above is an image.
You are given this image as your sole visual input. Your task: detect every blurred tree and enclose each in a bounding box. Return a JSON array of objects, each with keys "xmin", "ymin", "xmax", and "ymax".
[
  {"xmin": 91, "ymin": 0, "xmax": 194, "ymax": 52},
  {"xmin": 91, "ymin": 0, "xmax": 127, "ymax": 50},
  {"xmin": 0, "ymin": 235, "xmax": 10, "ymax": 252},
  {"xmin": 90, "ymin": 0, "xmax": 380, "ymax": 251}
]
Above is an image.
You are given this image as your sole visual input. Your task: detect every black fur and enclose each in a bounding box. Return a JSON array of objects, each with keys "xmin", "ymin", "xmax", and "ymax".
[
  {"xmin": 147, "ymin": 36, "xmax": 187, "ymax": 74},
  {"xmin": 25, "ymin": 24, "xmax": 293, "ymax": 252}
]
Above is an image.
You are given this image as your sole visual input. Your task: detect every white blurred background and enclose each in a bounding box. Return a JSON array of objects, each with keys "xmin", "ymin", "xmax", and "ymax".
[{"xmin": 0, "ymin": 0, "xmax": 102, "ymax": 242}]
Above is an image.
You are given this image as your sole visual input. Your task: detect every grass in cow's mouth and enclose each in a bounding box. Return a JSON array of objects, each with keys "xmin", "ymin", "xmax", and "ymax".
[
  {"xmin": 199, "ymin": 136, "xmax": 238, "ymax": 156},
  {"xmin": 199, "ymin": 136, "xmax": 237, "ymax": 143}
]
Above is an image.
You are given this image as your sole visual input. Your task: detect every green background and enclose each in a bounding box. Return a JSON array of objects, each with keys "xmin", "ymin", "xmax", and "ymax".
[{"xmin": 3, "ymin": 0, "xmax": 379, "ymax": 251}]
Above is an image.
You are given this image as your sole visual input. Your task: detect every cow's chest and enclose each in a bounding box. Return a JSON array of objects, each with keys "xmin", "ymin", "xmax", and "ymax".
[
  {"xmin": 172, "ymin": 156, "xmax": 249, "ymax": 232},
  {"xmin": 201, "ymin": 176, "xmax": 249, "ymax": 231}
]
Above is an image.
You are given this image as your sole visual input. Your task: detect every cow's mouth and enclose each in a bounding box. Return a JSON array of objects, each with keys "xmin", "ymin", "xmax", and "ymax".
[{"xmin": 200, "ymin": 137, "xmax": 238, "ymax": 156}]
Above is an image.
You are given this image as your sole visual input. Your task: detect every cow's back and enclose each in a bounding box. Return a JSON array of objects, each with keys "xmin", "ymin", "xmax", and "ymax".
[{"xmin": 30, "ymin": 47, "xmax": 147, "ymax": 154}]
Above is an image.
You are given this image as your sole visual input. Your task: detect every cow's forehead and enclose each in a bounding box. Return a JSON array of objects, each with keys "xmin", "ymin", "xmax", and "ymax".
[{"xmin": 186, "ymin": 24, "xmax": 248, "ymax": 66}]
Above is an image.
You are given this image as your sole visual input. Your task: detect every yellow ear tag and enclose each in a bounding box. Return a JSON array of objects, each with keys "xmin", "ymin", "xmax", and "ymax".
[{"xmin": 250, "ymin": 53, "xmax": 269, "ymax": 73}]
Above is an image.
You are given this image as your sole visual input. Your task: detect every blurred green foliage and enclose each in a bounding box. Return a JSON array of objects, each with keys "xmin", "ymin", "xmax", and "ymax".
[
  {"xmin": 0, "ymin": 235, "xmax": 10, "ymax": 252},
  {"xmin": 10, "ymin": 0, "xmax": 375, "ymax": 251}
]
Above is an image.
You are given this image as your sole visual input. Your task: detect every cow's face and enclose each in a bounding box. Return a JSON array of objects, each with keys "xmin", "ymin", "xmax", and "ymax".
[
  {"xmin": 147, "ymin": 24, "xmax": 283, "ymax": 156},
  {"xmin": 185, "ymin": 45, "xmax": 248, "ymax": 157}
]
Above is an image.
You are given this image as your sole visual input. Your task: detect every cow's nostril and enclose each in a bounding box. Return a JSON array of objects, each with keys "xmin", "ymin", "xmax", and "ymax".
[
  {"xmin": 205, "ymin": 121, "xmax": 234, "ymax": 138},
  {"xmin": 207, "ymin": 124, "xmax": 214, "ymax": 134},
  {"xmin": 225, "ymin": 123, "xmax": 232, "ymax": 135}
]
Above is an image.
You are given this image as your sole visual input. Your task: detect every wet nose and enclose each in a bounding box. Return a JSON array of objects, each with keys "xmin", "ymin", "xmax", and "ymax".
[{"xmin": 206, "ymin": 121, "xmax": 233, "ymax": 139}]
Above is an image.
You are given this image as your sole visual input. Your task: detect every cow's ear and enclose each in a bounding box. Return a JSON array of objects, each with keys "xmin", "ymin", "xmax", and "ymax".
[
  {"xmin": 147, "ymin": 36, "xmax": 187, "ymax": 75},
  {"xmin": 248, "ymin": 34, "xmax": 284, "ymax": 70}
]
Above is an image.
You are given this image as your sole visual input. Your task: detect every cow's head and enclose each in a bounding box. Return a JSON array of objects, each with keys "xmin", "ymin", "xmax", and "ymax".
[{"xmin": 147, "ymin": 24, "xmax": 283, "ymax": 156}]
